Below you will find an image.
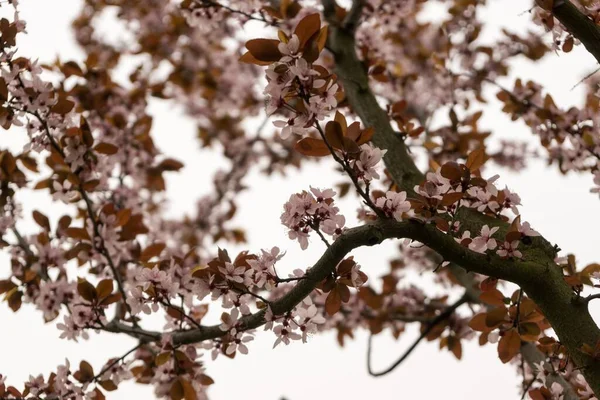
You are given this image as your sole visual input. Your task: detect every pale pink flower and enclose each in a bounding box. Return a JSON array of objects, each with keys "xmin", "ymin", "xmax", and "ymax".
[
  {"xmin": 277, "ymin": 34, "xmax": 300, "ymax": 62},
  {"xmin": 220, "ymin": 308, "xmax": 241, "ymax": 331},
  {"xmin": 496, "ymin": 241, "xmax": 522, "ymax": 259},
  {"xmin": 469, "ymin": 225, "xmax": 499, "ymax": 254},
  {"xmin": 502, "ymin": 187, "xmax": 522, "ymax": 214},
  {"xmin": 295, "ymin": 303, "xmax": 326, "ymax": 343},
  {"xmin": 310, "ymin": 186, "xmax": 335, "ymax": 201},
  {"xmin": 309, "ymin": 81, "xmax": 338, "ymax": 110},
  {"xmin": 273, "ymin": 114, "xmax": 310, "ymax": 139},
  {"xmin": 518, "ymin": 221, "xmax": 540, "ymax": 237},
  {"xmin": 376, "ymin": 191, "xmax": 411, "ymax": 221},
  {"xmin": 289, "ymin": 58, "xmax": 318, "ymax": 81},
  {"xmin": 354, "ymin": 144, "xmax": 387, "ymax": 181},
  {"xmin": 218, "ymin": 262, "xmax": 246, "ymax": 284},
  {"xmin": 321, "ymin": 214, "xmax": 345, "ymax": 239},
  {"xmin": 52, "ymin": 180, "xmax": 79, "ymax": 203},
  {"xmin": 225, "ymin": 329, "xmax": 254, "ymax": 355},
  {"xmin": 272, "ymin": 324, "xmax": 302, "ymax": 348}
]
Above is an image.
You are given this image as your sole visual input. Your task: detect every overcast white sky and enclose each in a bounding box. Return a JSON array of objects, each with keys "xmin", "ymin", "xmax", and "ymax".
[{"xmin": 1, "ymin": 1, "xmax": 600, "ymax": 399}]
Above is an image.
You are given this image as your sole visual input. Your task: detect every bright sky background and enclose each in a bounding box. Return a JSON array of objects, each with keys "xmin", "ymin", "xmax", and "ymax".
[{"xmin": 1, "ymin": 1, "xmax": 600, "ymax": 399}]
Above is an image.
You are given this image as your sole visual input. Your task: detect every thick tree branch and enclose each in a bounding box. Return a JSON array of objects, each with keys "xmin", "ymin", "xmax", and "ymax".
[
  {"xmin": 552, "ymin": 0, "xmax": 600, "ymax": 64},
  {"xmin": 343, "ymin": 0, "xmax": 366, "ymax": 33},
  {"xmin": 99, "ymin": 217, "xmax": 565, "ymax": 345},
  {"xmin": 323, "ymin": 5, "xmax": 600, "ymax": 395},
  {"xmin": 104, "ymin": 220, "xmax": 405, "ymax": 344},
  {"xmin": 325, "ymin": 17, "xmax": 424, "ymax": 192}
]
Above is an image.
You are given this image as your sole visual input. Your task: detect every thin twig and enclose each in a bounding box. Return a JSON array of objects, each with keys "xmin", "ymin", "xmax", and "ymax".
[
  {"xmin": 314, "ymin": 121, "xmax": 384, "ymax": 217},
  {"xmin": 367, "ymin": 294, "xmax": 468, "ymax": 377}
]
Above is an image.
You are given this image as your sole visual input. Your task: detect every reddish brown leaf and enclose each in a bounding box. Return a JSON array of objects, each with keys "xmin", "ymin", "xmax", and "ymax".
[
  {"xmin": 170, "ymin": 379, "xmax": 184, "ymax": 400},
  {"xmin": 324, "ymin": 120, "xmax": 345, "ymax": 150},
  {"xmin": 239, "ymin": 51, "xmax": 273, "ymax": 66},
  {"xmin": 79, "ymin": 360, "xmax": 94, "ymax": 381},
  {"xmin": 497, "ymin": 328, "xmax": 521, "ymax": 363},
  {"xmin": 441, "ymin": 192, "xmax": 463, "ymax": 207},
  {"xmin": 32, "ymin": 210, "xmax": 50, "ymax": 231},
  {"xmin": 65, "ymin": 227, "xmax": 91, "ymax": 242},
  {"xmin": 0, "ymin": 279, "xmax": 17, "ymax": 295},
  {"xmin": 479, "ymin": 289, "xmax": 506, "ymax": 307},
  {"xmin": 158, "ymin": 158, "xmax": 184, "ymax": 171},
  {"xmin": 96, "ymin": 279, "xmax": 114, "ymax": 299},
  {"xmin": 6, "ymin": 289, "xmax": 22, "ymax": 312},
  {"xmin": 99, "ymin": 380, "xmax": 118, "ymax": 391},
  {"xmin": 440, "ymin": 162, "xmax": 462, "ymax": 181},
  {"xmin": 99, "ymin": 293, "xmax": 122, "ymax": 306},
  {"xmin": 155, "ymin": 352, "xmax": 171, "ymax": 366},
  {"xmin": 294, "ymin": 13, "xmax": 321, "ymax": 49},
  {"xmin": 468, "ymin": 313, "xmax": 491, "ymax": 332},
  {"xmin": 0, "ymin": 78, "xmax": 8, "ymax": 101},
  {"xmin": 198, "ymin": 374, "xmax": 214, "ymax": 386},
  {"xmin": 535, "ymin": 0, "xmax": 554, "ymax": 11},
  {"xmin": 77, "ymin": 279, "xmax": 97, "ymax": 302},
  {"xmin": 140, "ymin": 242, "xmax": 166, "ymax": 262},
  {"xmin": 325, "ymin": 287, "xmax": 342, "ymax": 316},
  {"xmin": 245, "ymin": 39, "xmax": 282, "ymax": 63},
  {"xmin": 480, "ymin": 277, "xmax": 498, "ymax": 292},
  {"xmin": 562, "ymin": 36, "xmax": 574, "ymax": 52},
  {"xmin": 94, "ymin": 142, "xmax": 119, "ymax": 155},
  {"xmin": 294, "ymin": 137, "xmax": 331, "ymax": 157},
  {"xmin": 465, "ymin": 147, "xmax": 486, "ymax": 172},
  {"xmin": 51, "ymin": 97, "xmax": 75, "ymax": 115},
  {"xmin": 485, "ymin": 307, "xmax": 508, "ymax": 328}
]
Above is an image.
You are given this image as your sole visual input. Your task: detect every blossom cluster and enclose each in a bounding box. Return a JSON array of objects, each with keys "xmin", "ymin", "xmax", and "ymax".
[
  {"xmin": 255, "ymin": 24, "xmax": 340, "ymax": 139},
  {"xmin": 280, "ymin": 187, "xmax": 345, "ymax": 249}
]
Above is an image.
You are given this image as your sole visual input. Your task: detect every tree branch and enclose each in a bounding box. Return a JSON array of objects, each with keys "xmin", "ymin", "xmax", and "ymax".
[
  {"xmin": 343, "ymin": 0, "xmax": 366, "ymax": 33},
  {"xmin": 367, "ymin": 293, "xmax": 468, "ymax": 377},
  {"xmin": 551, "ymin": 0, "xmax": 600, "ymax": 64},
  {"xmin": 323, "ymin": 5, "xmax": 600, "ymax": 395},
  {"xmin": 521, "ymin": 342, "xmax": 580, "ymax": 400},
  {"xmin": 324, "ymin": 16, "xmax": 424, "ymax": 193},
  {"xmin": 585, "ymin": 293, "xmax": 600, "ymax": 303},
  {"xmin": 449, "ymin": 264, "xmax": 579, "ymax": 400}
]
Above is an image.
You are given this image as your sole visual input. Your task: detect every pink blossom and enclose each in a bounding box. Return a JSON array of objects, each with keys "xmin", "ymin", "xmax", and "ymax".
[
  {"xmin": 225, "ymin": 329, "xmax": 254, "ymax": 355},
  {"xmin": 321, "ymin": 214, "xmax": 346, "ymax": 239},
  {"xmin": 289, "ymin": 58, "xmax": 318, "ymax": 82},
  {"xmin": 218, "ymin": 262, "xmax": 246, "ymax": 284},
  {"xmin": 354, "ymin": 144, "xmax": 387, "ymax": 181},
  {"xmin": 310, "ymin": 186, "xmax": 335, "ymax": 201},
  {"xmin": 272, "ymin": 324, "xmax": 302, "ymax": 348},
  {"xmin": 590, "ymin": 171, "xmax": 600, "ymax": 196},
  {"xmin": 295, "ymin": 303, "xmax": 326, "ymax": 343},
  {"xmin": 220, "ymin": 308, "xmax": 241, "ymax": 331},
  {"xmin": 376, "ymin": 191, "xmax": 411, "ymax": 221},
  {"xmin": 273, "ymin": 114, "xmax": 310, "ymax": 139},
  {"xmin": 496, "ymin": 241, "xmax": 522, "ymax": 259},
  {"xmin": 469, "ymin": 225, "xmax": 499, "ymax": 254},
  {"xmin": 501, "ymin": 187, "xmax": 522, "ymax": 214},
  {"xmin": 468, "ymin": 187, "xmax": 499, "ymax": 213},
  {"xmin": 277, "ymin": 34, "xmax": 300, "ymax": 62},
  {"xmin": 518, "ymin": 221, "xmax": 540, "ymax": 237},
  {"xmin": 309, "ymin": 81, "xmax": 338, "ymax": 110},
  {"xmin": 281, "ymin": 189, "xmax": 345, "ymax": 249},
  {"xmin": 52, "ymin": 180, "xmax": 79, "ymax": 203}
]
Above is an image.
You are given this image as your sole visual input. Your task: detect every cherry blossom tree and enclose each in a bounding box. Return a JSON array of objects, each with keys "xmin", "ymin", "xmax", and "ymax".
[{"xmin": 2, "ymin": 0, "xmax": 600, "ymax": 399}]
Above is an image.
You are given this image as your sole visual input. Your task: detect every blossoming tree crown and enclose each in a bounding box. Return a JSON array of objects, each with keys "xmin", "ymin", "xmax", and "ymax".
[{"xmin": 1, "ymin": 0, "xmax": 600, "ymax": 399}]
